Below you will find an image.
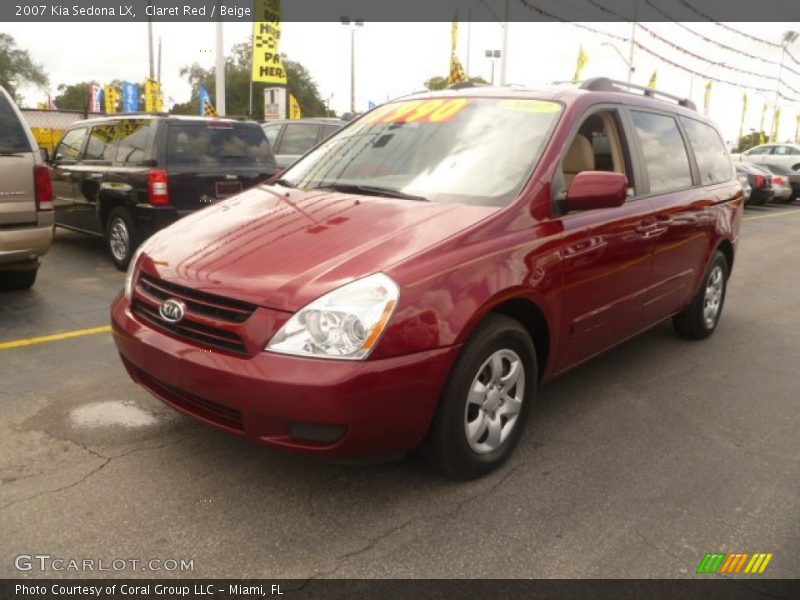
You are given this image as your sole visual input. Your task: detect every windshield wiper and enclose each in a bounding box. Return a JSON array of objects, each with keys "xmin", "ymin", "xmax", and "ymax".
[{"xmin": 310, "ymin": 183, "xmax": 430, "ymax": 202}]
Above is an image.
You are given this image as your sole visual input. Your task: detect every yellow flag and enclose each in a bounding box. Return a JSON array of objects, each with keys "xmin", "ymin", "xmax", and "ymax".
[
  {"xmin": 104, "ymin": 85, "xmax": 119, "ymax": 114},
  {"xmin": 771, "ymin": 106, "xmax": 781, "ymax": 142},
  {"xmin": 703, "ymin": 80, "xmax": 712, "ymax": 115},
  {"xmin": 647, "ymin": 70, "xmax": 657, "ymax": 89},
  {"xmin": 759, "ymin": 101, "xmax": 769, "ymax": 143},
  {"xmin": 448, "ymin": 14, "xmax": 468, "ymax": 85},
  {"xmin": 739, "ymin": 93, "xmax": 748, "ymax": 141},
  {"xmin": 252, "ymin": 0, "xmax": 287, "ymax": 84},
  {"xmin": 573, "ymin": 46, "xmax": 589, "ymax": 81},
  {"xmin": 203, "ymin": 99, "xmax": 219, "ymax": 118},
  {"xmin": 144, "ymin": 78, "xmax": 163, "ymax": 112},
  {"xmin": 289, "ymin": 94, "xmax": 302, "ymax": 119},
  {"xmin": 795, "ymin": 114, "xmax": 800, "ymax": 143}
]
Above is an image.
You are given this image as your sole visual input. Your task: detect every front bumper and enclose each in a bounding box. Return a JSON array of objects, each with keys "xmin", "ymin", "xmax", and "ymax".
[{"xmin": 111, "ymin": 293, "xmax": 460, "ymax": 458}]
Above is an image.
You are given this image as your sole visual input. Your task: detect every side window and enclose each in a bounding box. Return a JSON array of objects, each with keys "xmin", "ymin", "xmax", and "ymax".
[
  {"xmin": 0, "ymin": 92, "xmax": 31, "ymax": 153},
  {"xmin": 680, "ymin": 117, "xmax": 732, "ymax": 185},
  {"xmin": 560, "ymin": 110, "xmax": 630, "ymax": 191},
  {"xmin": 84, "ymin": 123, "xmax": 118, "ymax": 161},
  {"xmin": 631, "ymin": 111, "xmax": 693, "ymax": 194},
  {"xmin": 115, "ymin": 120, "xmax": 151, "ymax": 163},
  {"xmin": 788, "ymin": 146, "xmax": 800, "ymax": 155},
  {"xmin": 262, "ymin": 124, "xmax": 282, "ymax": 148},
  {"xmin": 746, "ymin": 146, "xmax": 767, "ymax": 156},
  {"xmin": 279, "ymin": 123, "xmax": 320, "ymax": 155},
  {"xmin": 54, "ymin": 127, "xmax": 88, "ymax": 161}
]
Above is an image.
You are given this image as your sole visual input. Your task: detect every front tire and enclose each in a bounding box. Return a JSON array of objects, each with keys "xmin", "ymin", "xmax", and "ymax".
[
  {"xmin": 673, "ymin": 251, "xmax": 729, "ymax": 339},
  {"xmin": 106, "ymin": 207, "xmax": 141, "ymax": 271},
  {"xmin": 0, "ymin": 268, "xmax": 37, "ymax": 291},
  {"xmin": 425, "ymin": 314, "xmax": 537, "ymax": 480}
]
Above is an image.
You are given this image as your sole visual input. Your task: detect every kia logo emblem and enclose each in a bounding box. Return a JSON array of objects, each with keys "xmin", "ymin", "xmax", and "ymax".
[{"xmin": 159, "ymin": 298, "xmax": 186, "ymax": 323}]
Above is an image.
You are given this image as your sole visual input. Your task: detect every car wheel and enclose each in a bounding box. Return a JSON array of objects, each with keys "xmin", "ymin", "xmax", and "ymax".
[
  {"xmin": 425, "ymin": 314, "xmax": 536, "ymax": 480},
  {"xmin": 0, "ymin": 268, "xmax": 37, "ymax": 291},
  {"xmin": 106, "ymin": 207, "xmax": 141, "ymax": 271},
  {"xmin": 673, "ymin": 251, "xmax": 729, "ymax": 340}
]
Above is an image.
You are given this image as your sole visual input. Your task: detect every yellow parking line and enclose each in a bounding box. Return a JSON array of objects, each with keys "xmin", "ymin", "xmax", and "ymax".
[
  {"xmin": 743, "ymin": 208, "xmax": 800, "ymax": 221},
  {"xmin": 0, "ymin": 325, "xmax": 111, "ymax": 350}
]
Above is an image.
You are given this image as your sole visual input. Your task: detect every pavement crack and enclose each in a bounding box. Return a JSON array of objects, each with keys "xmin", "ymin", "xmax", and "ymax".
[
  {"xmin": 633, "ymin": 527, "xmax": 681, "ymax": 562},
  {"xmin": 309, "ymin": 462, "xmax": 524, "ymax": 579}
]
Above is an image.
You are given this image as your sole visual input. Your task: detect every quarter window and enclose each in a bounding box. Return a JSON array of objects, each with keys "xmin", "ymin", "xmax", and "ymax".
[
  {"xmin": 631, "ymin": 111, "xmax": 693, "ymax": 194},
  {"xmin": 54, "ymin": 127, "xmax": 88, "ymax": 161},
  {"xmin": 680, "ymin": 117, "xmax": 732, "ymax": 185}
]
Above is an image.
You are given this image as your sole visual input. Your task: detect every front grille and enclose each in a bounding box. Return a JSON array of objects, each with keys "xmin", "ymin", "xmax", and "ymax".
[
  {"xmin": 135, "ymin": 368, "xmax": 244, "ymax": 433},
  {"xmin": 133, "ymin": 273, "xmax": 257, "ymax": 355}
]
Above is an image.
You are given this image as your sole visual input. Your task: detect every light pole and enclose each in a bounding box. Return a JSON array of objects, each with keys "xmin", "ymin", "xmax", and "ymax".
[
  {"xmin": 341, "ymin": 17, "xmax": 363, "ymax": 114},
  {"xmin": 626, "ymin": 0, "xmax": 639, "ymax": 83},
  {"xmin": 485, "ymin": 50, "xmax": 501, "ymax": 84},
  {"xmin": 602, "ymin": 42, "xmax": 634, "ymax": 81}
]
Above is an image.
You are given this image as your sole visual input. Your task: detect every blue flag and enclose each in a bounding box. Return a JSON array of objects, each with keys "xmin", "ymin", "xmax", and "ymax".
[
  {"xmin": 122, "ymin": 82, "xmax": 139, "ymax": 112},
  {"xmin": 199, "ymin": 86, "xmax": 211, "ymax": 116}
]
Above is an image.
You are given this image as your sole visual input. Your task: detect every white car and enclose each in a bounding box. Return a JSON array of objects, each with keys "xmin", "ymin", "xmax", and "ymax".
[{"xmin": 733, "ymin": 143, "xmax": 800, "ymax": 171}]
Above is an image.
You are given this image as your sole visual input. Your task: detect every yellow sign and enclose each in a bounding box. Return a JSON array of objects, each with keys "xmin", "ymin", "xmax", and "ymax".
[
  {"xmin": 498, "ymin": 99, "xmax": 561, "ymax": 114},
  {"xmin": 104, "ymin": 85, "xmax": 120, "ymax": 113},
  {"xmin": 252, "ymin": 0, "xmax": 287, "ymax": 84},
  {"xmin": 289, "ymin": 94, "xmax": 302, "ymax": 119},
  {"xmin": 362, "ymin": 98, "xmax": 470, "ymax": 125},
  {"xmin": 144, "ymin": 78, "xmax": 163, "ymax": 112}
]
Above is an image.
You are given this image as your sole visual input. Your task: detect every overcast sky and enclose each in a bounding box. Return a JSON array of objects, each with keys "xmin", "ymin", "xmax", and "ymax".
[{"xmin": 5, "ymin": 20, "xmax": 800, "ymax": 143}]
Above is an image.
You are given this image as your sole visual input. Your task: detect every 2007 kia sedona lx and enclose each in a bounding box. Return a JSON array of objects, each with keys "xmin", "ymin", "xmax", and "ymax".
[{"xmin": 111, "ymin": 79, "xmax": 743, "ymax": 479}]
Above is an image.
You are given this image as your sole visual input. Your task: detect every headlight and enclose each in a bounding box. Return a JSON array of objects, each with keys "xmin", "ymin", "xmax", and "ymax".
[
  {"xmin": 266, "ymin": 273, "xmax": 400, "ymax": 360},
  {"xmin": 124, "ymin": 244, "xmax": 146, "ymax": 301}
]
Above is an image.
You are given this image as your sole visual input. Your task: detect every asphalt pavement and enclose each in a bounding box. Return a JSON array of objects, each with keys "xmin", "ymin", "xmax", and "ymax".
[{"xmin": 1, "ymin": 204, "xmax": 799, "ymax": 579}]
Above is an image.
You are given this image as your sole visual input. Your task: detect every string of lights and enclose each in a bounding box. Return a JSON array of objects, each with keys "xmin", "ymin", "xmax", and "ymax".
[
  {"xmin": 642, "ymin": 0, "xmax": 800, "ymax": 78},
  {"xmin": 674, "ymin": 0, "xmax": 782, "ymax": 50},
  {"xmin": 515, "ymin": 0, "xmax": 800, "ymax": 104}
]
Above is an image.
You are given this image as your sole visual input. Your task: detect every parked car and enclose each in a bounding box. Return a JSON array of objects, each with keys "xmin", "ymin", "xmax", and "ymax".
[
  {"xmin": 0, "ymin": 85, "xmax": 53, "ymax": 291},
  {"xmin": 261, "ymin": 118, "xmax": 345, "ymax": 170},
  {"xmin": 735, "ymin": 163, "xmax": 774, "ymax": 205},
  {"xmin": 112, "ymin": 78, "xmax": 743, "ymax": 479},
  {"xmin": 51, "ymin": 115, "xmax": 277, "ymax": 269},
  {"xmin": 753, "ymin": 163, "xmax": 800, "ymax": 203},
  {"xmin": 732, "ymin": 143, "xmax": 800, "ymax": 171}
]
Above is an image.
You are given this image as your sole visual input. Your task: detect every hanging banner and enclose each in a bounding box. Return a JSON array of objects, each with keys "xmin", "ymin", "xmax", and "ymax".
[
  {"xmin": 122, "ymin": 82, "xmax": 139, "ymax": 112},
  {"xmin": 647, "ymin": 70, "xmax": 657, "ymax": 89},
  {"xmin": 145, "ymin": 78, "xmax": 163, "ymax": 112},
  {"xmin": 703, "ymin": 80, "xmax": 712, "ymax": 115},
  {"xmin": 89, "ymin": 83, "xmax": 102, "ymax": 112},
  {"xmin": 448, "ymin": 14, "xmax": 467, "ymax": 85},
  {"xmin": 104, "ymin": 85, "xmax": 120, "ymax": 113},
  {"xmin": 289, "ymin": 94, "xmax": 302, "ymax": 119},
  {"xmin": 771, "ymin": 107, "xmax": 781, "ymax": 142},
  {"xmin": 264, "ymin": 87, "xmax": 287, "ymax": 120},
  {"xmin": 738, "ymin": 93, "xmax": 748, "ymax": 141},
  {"xmin": 252, "ymin": 0, "xmax": 287, "ymax": 84}
]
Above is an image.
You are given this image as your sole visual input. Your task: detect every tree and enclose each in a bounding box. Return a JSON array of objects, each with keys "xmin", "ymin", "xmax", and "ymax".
[
  {"xmin": 737, "ymin": 131, "xmax": 767, "ymax": 153},
  {"xmin": 0, "ymin": 33, "xmax": 48, "ymax": 101},
  {"xmin": 173, "ymin": 40, "xmax": 328, "ymax": 119},
  {"xmin": 54, "ymin": 81, "xmax": 93, "ymax": 111},
  {"xmin": 424, "ymin": 75, "xmax": 488, "ymax": 91}
]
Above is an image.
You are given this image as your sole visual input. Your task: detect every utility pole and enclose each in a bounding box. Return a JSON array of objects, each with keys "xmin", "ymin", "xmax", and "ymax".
[
  {"xmin": 215, "ymin": 12, "xmax": 226, "ymax": 116},
  {"xmin": 627, "ymin": 0, "xmax": 639, "ymax": 82},
  {"xmin": 147, "ymin": 1, "xmax": 154, "ymax": 79},
  {"xmin": 341, "ymin": 18, "xmax": 363, "ymax": 114},
  {"xmin": 499, "ymin": 0, "xmax": 509, "ymax": 85}
]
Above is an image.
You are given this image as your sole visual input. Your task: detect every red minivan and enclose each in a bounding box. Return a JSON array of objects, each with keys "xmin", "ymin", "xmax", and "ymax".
[{"xmin": 111, "ymin": 78, "xmax": 743, "ymax": 479}]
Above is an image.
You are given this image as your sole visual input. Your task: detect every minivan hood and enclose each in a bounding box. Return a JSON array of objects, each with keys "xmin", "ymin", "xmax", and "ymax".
[{"xmin": 140, "ymin": 185, "xmax": 497, "ymax": 310}]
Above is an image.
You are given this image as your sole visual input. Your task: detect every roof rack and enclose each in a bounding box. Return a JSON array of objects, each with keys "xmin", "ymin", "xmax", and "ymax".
[{"xmin": 578, "ymin": 77, "xmax": 696, "ymax": 110}]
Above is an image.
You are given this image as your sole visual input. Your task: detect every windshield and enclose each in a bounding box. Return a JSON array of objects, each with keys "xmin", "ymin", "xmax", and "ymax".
[
  {"xmin": 281, "ymin": 97, "xmax": 563, "ymax": 206},
  {"xmin": 167, "ymin": 123, "xmax": 275, "ymax": 167}
]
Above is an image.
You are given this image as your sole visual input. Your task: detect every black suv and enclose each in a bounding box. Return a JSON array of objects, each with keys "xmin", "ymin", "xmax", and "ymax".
[{"xmin": 50, "ymin": 115, "xmax": 277, "ymax": 269}]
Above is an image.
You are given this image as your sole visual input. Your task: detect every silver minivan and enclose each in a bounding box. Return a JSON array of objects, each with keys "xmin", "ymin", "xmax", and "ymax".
[{"xmin": 0, "ymin": 85, "xmax": 53, "ymax": 290}]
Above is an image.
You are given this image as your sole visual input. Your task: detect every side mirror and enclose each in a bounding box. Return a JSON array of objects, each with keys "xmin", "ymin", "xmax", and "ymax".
[
  {"xmin": 565, "ymin": 171, "xmax": 628, "ymax": 212},
  {"xmin": 40, "ymin": 147, "xmax": 50, "ymax": 163}
]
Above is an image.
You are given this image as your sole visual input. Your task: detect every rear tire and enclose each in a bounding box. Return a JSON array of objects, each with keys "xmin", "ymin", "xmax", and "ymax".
[
  {"xmin": 106, "ymin": 207, "xmax": 141, "ymax": 271},
  {"xmin": 673, "ymin": 251, "xmax": 729, "ymax": 340},
  {"xmin": 0, "ymin": 268, "xmax": 37, "ymax": 291},
  {"xmin": 424, "ymin": 314, "xmax": 536, "ymax": 480}
]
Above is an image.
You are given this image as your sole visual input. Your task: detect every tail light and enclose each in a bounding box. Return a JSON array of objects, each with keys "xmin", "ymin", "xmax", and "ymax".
[
  {"xmin": 754, "ymin": 174, "xmax": 766, "ymax": 188},
  {"xmin": 148, "ymin": 169, "xmax": 170, "ymax": 205},
  {"xmin": 773, "ymin": 176, "xmax": 785, "ymax": 186},
  {"xmin": 34, "ymin": 165, "xmax": 53, "ymax": 211}
]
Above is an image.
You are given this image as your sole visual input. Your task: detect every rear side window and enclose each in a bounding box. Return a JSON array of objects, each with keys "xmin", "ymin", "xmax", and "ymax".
[
  {"xmin": 680, "ymin": 117, "xmax": 732, "ymax": 185},
  {"xmin": 84, "ymin": 123, "xmax": 118, "ymax": 161},
  {"xmin": 631, "ymin": 111, "xmax": 692, "ymax": 194},
  {"xmin": 166, "ymin": 123, "xmax": 274, "ymax": 166},
  {"xmin": 54, "ymin": 127, "xmax": 88, "ymax": 161},
  {"xmin": 115, "ymin": 120, "xmax": 151, "ymax": 163},
  {"xmin": 278, "ymin": 123, "xmax": 319, "ymax": 155},
  {"xmin": 0, "ymin": 92, "xmax": 31, "ymax": 153},
  {"xmin": 262, "ymin": 123, "xmax": 282, "ymax": 146}
]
